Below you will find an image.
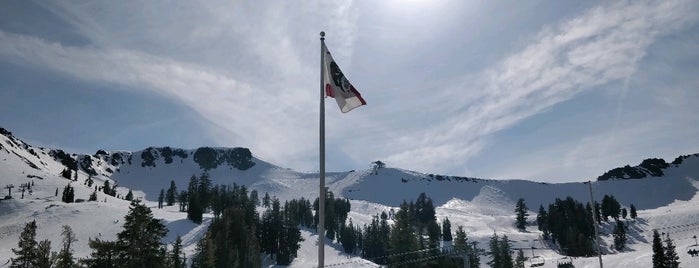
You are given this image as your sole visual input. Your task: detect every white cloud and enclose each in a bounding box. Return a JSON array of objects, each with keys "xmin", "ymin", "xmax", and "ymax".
[
  {"xmin": 1, "ymin": 0, "xmax": 697, "ymax": 179},
  {"xmin": 374, "ymin": 0, "xmax": 699, "ymax": 175}
]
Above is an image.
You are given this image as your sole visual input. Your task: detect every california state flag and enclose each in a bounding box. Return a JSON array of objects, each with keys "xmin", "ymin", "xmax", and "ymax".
[{"xmin": 322, "ymin": 43, "xmax": 366, "ymax": 113}]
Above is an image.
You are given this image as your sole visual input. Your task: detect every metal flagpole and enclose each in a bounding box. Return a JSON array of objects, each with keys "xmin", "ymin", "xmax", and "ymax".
[
  {"xmin": 587, "ymin": 180, "xmax": 604, "ymax": 268},
  {"xmin": 318, "ymin": 30, "xmax": 326, "ymax": 268}
]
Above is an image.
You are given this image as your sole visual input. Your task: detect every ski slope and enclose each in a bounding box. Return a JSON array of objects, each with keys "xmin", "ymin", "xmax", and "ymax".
[{"xmin": 2, "ymin": 129, "xmax": 699, "ymax": 267}]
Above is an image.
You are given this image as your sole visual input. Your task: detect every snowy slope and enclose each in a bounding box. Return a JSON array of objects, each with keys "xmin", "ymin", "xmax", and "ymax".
[{"xmin": 2, "ymin": 127, "xmax": 699, "ymax": 267}]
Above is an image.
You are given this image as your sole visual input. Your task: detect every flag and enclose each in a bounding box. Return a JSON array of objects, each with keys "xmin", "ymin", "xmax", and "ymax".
[{"xmin": 322, "ymin": 43, "xmax": 366, "ymax": 113}]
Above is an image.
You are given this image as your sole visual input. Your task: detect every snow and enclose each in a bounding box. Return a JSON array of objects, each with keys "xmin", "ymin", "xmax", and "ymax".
[{"xmin": 2, "ymin": 131, "xmax": 699, "ymax": 267}]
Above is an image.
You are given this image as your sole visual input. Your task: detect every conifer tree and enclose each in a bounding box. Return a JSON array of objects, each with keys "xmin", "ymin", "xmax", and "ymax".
[
  {"xmin": 250, "ymin": 189, "xmax": 259, "ymax": 206},
  {"xmin": 389, "ymin": 202, "xmax": 419, "ymax": 264},
  {"xmin": 83, "ymin": 238, "xmax": 119, "ymax": 268},
  {"xmin": 178, "ymin": 190, "xmax": 188, "ymax": 212},
  {"xmin": 453, "ymin": 225, "xmax": 480, "ymax": 267},
  {"xmin": 514, "ymin": 198, "xmax": 528, "ymax": 231},
  {"xmin": 536, "ymin": 205, "xmax": 549, "ymax": 239},
  {"xmin": 621, "ymin": 208, "xmax": 628, "ymax": 219},
  {"xmin": 198, "ymin": 172, "xmax": 212, "ymax": 211},
  {"xmin": 35, "ymin": 239, "xmax": 51, "ymax": 268},
  {"xmin": 340, "ymin": 220, "xmax": 357, "ymax": 254},
  {"xmin": 103, "ymin": 180, "xmax": 111, "ymax": 195},
  {"xmin": 630, "ymin": 204, "xmax": 638, "ymax": 219},
  {"xmin": 263, "ymin": 192, "xmax": 271, "ymax": 208},
  {"xmin": 11, "ymin": 220, "xmax": 39, "ymax": 268},
  {"xmin": 169, "ymin": 236, "xmax": 185, "ymax": 268},
  {"xmin": 427, "ymin": 220, "xmax": 441, "ymax": 249},
  {"xmin": 277, "ymin": 217, "xmax": 302, "ymax": 265},
  {"xmin": 55, "ymin": 225, "xmax": 77, "ymax": 268},
  {"xmin": 62, "ymin": 185, "xmax": 74, "ymax": 203},
  {"xmin": 663, "ymin": 233, "xmax": 680, "ymax": 268},
  {"xmin": 499, "ymin": 235, "xmax": 514, "ymax": 268},
  {"xmin": 187, "ymin": 175, "xmax": 203, "ymax": 224},
  {"xmin": 125, "ymin": 190, "xmax": 134, "ymax": 201},
  {"xmin": 514, "ymin": 249, "xmax": 526, "ymax": 268},
  {"xmin": 613, "ymin": 220, "xmax": 627, "ymax": 251},
  {"xmin": 88, "ymin": 190, "xmax": 97, "ymax": 202},
  {"xmin": 442, "ymin": 217, "xmax": 453, "ymax": 241},
  {"xmin": 652, "ymin": 229, "xmax": 666, "ymax": 268},
  {"xmin": 157, "ymin": 189, "xmax": 164, "ymax": 209},
  {"xmin": 488, "ymin": 233, "xmax": 502, "ymax": 268},
  {"xmin": 117, "ymin": 200, "xmax": 168, "ymax": 267},
  {"xmin": 454, "ymin": 226, "xmax": 468, "ymax": 252},
  {"xmin": 166, "ymin": 180, "xmax": 177, "ymax": 206}
]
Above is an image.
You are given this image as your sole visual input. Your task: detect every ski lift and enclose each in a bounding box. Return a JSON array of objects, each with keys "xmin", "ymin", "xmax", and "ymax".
[
  {"xmin": 686, "ymin": 243, "xmax": 699, "ymax": 257},
  {"xmin": 529, "ymin": 256, "xmax": 545, "ymax": 267},
  {"xmin": 556, "ymin": 257, "xmax": 574, "ymax": 268}
]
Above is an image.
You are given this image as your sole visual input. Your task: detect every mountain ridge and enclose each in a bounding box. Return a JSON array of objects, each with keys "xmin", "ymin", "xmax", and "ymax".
[{"xmin": 2, "ymin": 125, "xmax": 698, "ymax": 210}]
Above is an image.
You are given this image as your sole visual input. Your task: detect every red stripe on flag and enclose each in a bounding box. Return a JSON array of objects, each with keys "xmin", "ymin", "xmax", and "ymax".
[
  {"xmin": 325, "ymin": 84, "xmax": 334, "ymax": 98},
  {"xmin": 350, "ymin": 85, "xmax": 366, "ymax": 105}
]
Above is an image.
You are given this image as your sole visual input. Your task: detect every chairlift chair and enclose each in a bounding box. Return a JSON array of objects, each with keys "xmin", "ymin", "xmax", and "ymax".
[
  {"xmin": 529, "ymin": 256, "xmax": 545, "ymax": 267},
  {"xmin": 556, "ymin": 257, "xmax": 574, "ymax": 268}
]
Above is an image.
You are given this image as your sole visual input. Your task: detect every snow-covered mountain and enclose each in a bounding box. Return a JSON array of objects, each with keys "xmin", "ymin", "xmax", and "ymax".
[{"xmin": 2, "ymin": 126, "xmax": 699, "ymax": 267}]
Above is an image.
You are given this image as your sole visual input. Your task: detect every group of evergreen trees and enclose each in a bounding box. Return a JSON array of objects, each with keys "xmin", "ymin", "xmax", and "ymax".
[
  {"xmin": 352, "ymin": 192, "xmax": 480, "ymax": 267},
  {"xmin": 534, "ymin": 195, "xmax": 640, "ymax": 257},
  {"xmin": 61, "ymin": 184, "xmax": 75, "ymax": 203},
  {"xmin": 313, "ymin": 191, "xmax": 351, "ymax": 241},
  {"xmin": 537, "ymin": 197, "xmax": 596, "ymax": 256},
  {"xmin": 487, "ymin": 233, "xmax": 514, "ymax": 268},
  {"xmin": 180, "ymin": 177, "xmax": 306, "ymax": 266},
  {"xmin": 652, "ymin": 229, "xmax": 680, "ymax": 268},
  {"xmin": 11, "ymin": 200, "xmax": 182, "ymax": 268}
]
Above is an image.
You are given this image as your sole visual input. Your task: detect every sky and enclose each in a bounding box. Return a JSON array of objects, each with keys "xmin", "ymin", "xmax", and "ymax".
[{"xmin": 1, "ymin": 0, "xmax": 698, "ymax": 183}]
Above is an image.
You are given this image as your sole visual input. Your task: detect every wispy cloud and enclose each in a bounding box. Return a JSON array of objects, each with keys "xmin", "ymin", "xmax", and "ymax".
[
  {"xmin": 378, "ymin": 0, "xmax": 699, "ymax": 175},
  {"xmin": 0, "ymin": 1, "xmax": 360, "ymax": 171},
  {"xmin": 1, "ymin": 0, "xmax": 697, "ymax": 179}
]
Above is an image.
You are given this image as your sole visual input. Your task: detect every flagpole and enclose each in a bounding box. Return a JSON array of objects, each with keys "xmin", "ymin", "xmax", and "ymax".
[{"xmin": 318, "ymin": 30, "xmax": 326, "ymax": 268}]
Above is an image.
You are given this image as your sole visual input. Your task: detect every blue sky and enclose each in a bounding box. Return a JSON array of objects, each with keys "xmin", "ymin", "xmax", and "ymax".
[{"xmin": 1, "ymin": 0, "xmax": 698, "ymax": 183}]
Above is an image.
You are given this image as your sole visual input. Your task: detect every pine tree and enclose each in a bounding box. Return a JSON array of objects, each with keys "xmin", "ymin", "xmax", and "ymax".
[
  {"xmin": 117, "ymin": 200, "xmax": 169, "ymax": 267},
  {"xmin": 187, "ymin": 175, "xmax": 203, "ymax": 224},
  {"xmin": 88, "ymin": 190, "xmax": 97, "ymax": 202},
  {"xmin": 488, "ymin": 233, "xmax": 502, "ymax": 268},
  {"xmin": 178, "ymin": 190, "xmax": 188, "ymax": 212},
  {"xmin": 198, "ymin": 172, "xmax": 212, "ymax": 211},
  {"xmin": 263, "ymin": 192, "xmax": 271, "ymax": 208},
  {"xmin": 125, "ymin": 190, "xmax": 134, "ymax": 201},
  {"xmin": 11, "ymin": 220, "xmax": 39, "ymax": 268},
  {"xmin": 35, "ymin": 239, "xmax": 51, "ymax": 268},
  {"xmin": 514, "ymin": 198, "xmax": 528, "ymax": 231},
  {"xmin": 166, "ymin": 180, "xmax": 177, "ymax": 206},
  {"xmin": 630, "ymin": 204, "xmax": 638, "ymax": 219},
  {"xmin": 621, "ymin": 208, "xmax": 628, "ymax": 219},
  {"xmin": 652, "ymin": 229, "xmax": 666, "ymax": 268},
  {"xmin": 442, "ymin": 217, "xmax": 453, "ymax": 241},
  {"xmin": 103, "ymin": 180, "xmax": 111, "ymax": 195},
  {"xmin": 62, "ymin": 184, "xmax": 74, "ymax": 203},
  {"xmin": 55, "ymin": 225, "xmax": 77, "ymax": 268},
  {"xmin": 170, "ymin": 236, "xmax": 185, "ymax": 268},
  {"xmin": 389, "ymin": 202, "xmax": 419, "ymax": 264},
  {"xmin": 277, "ymin": 216, "xmax": 302, "ymax": 265},
  {"xmin": 514, "ymin": 249, "xmax": 526, "ymax": 268},
  {"xmin": 499, "ymin": 235, "xmax": 514, "ymax": 268},
  {"xmin": 158, "ymin": 189, "xmax": 164, "ymax": 209},
  {"xmin": 613, "ymin": 220, "xmax": 627, "ymax": 251},
  {"xmin": 663, "ymin": 233, "xmax": 680, "ymax": 268},
  {"xmin": 454, "ymin": 226, "xmax": 468, "ymax": 252},
  {"xmin": 536, "ymin": 205, "xmax": 549, "ymax": 239},
  {"xmin": 83, "ymin": 238, "xmax": 119, "ymax": 268},
  {"xmin": 340, "ymin": 220, "xmax": 357, "ymax": 254}
]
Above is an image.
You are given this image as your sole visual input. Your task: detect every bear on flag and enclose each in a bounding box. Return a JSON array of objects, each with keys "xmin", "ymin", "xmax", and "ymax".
[{"xmin": 322, "ymin": 43, "xmax": 366, "ymax": 113}]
